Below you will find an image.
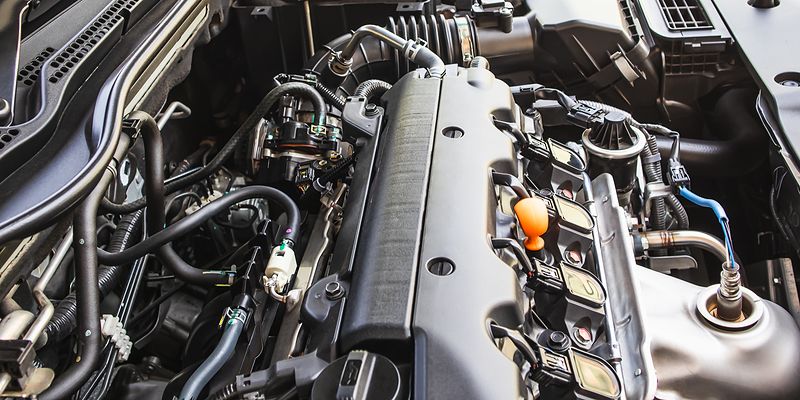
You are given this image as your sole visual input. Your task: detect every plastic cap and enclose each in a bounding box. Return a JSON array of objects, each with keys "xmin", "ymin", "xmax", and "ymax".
[{"xmin": 514, "ymin": 197, "xmax": 549, "ymax": 251}]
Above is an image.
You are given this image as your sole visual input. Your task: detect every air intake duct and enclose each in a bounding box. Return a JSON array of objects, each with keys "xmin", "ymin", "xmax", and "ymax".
[{"xmin": 306, "ymin": 13, "xmax": 535, "ymax": 93}]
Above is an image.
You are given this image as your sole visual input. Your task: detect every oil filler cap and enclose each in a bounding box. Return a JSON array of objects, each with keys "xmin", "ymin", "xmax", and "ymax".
[
  {"xmin": 514, "ymin": 197, "xmax": 549, "ymax": 251},
  {"xmin": 311, "ymin": 351, "xmax": 401, "ymax": 400}
]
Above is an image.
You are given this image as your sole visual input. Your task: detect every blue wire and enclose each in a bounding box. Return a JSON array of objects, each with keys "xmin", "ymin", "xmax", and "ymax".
[{"xmin": 678, "ymin": 187, "xmax": 736, "ymax": 266}]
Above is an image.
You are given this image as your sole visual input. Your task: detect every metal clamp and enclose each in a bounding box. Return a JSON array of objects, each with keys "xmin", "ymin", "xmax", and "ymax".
[
  {"xmin": 454, "ymin": 16, "xmax": 474, "ymax": 66},
  {"xmin": 643, "ymin": 182, "xmax": 671, "ymax": 216}
]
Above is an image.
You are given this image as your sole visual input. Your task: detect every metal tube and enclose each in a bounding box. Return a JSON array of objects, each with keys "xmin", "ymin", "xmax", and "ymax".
[
  {"xmin": 332, "ymin": 25, "xmax": 445, "ymax": 78},
  {"xmin": 0, "ymin": 229, "xmax": 73, "ymax": 394},
  {"xmin": 157, "ymin": 101, "xmax": 191, "ymax": 130},
  {"xmin": 303, "ymin": 0, "xmax": 315, "ymax": 59},
  {"xmin": 642, "ymin": 230, "xmax": 728, "ymax": 262}
]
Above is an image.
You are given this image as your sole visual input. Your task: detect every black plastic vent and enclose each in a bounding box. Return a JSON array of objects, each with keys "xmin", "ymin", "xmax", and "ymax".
[
  {"xmin": 17, "ymin": 47, "xmax": 56, "ymax": 87},
  {"xmin": 0, "ymin": 129, "xmax": 20, "ymax": 150},
  {"xmin": 657, "ymin": 0, "xmax": 713, "ymax": 31},
  {"xmin": 46, "ymin": 0, "xmax": 136, "ymax": 84},
  {"xmin": 619, "ymin": 0, "xmax": 641, "ymax": 42},
  {"xmin": 664, "ymin": 41, "xmax": 720, "ymax": 75}
]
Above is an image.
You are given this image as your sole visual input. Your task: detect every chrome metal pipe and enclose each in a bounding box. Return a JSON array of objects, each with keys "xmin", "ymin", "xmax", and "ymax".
[{"xmin": 642, "ymin": 230, "xmax": 728, "ymax": 263}]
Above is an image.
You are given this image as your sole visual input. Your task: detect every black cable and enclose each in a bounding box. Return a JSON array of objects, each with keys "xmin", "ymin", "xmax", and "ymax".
[
  {"xmin": 353, "ymin": 79, "xmax": 392, "ymax": 101},
  {"xmin": 97, "ymin": 187, "xmax": 300, "ymax": 281},
  {"xmin": 129, "ymin": 283, "xmax": 187, "ymax": 325},
  {"xmin": 314, "ymin": 82, "xmax": 346, "ymax": 110},
  {"xmin": 101, "ymin": 83, "xmax": 327, "ymax": 214}
]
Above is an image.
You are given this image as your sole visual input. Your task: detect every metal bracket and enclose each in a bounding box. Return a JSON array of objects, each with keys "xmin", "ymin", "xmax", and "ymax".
[
  {"xmin": 648, "ymin": 255, "xmax": 698, "ymax": 273},
  {"xmin": 341, "ymin": 96, "xmax": 382, "ymax": 138},
  {"xmin": 0, "ymin": 1, "xmax": 30, "ymax": 125},
  {"xmin": 643, "ymin": 182, "xmax": 672, "ymax": 217}
]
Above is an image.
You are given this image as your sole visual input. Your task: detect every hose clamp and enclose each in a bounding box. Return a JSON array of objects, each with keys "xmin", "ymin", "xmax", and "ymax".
[
  {"xmin": 328, "ymin": 51, "xmax": 352, "ymax": 77},
  {"xmin": 454, "ymin": 16, "xmax": 474, "ymax": 67},
  {"xmin": 224, "ymin": 307, "xmax": 247, "ymax": 325}
]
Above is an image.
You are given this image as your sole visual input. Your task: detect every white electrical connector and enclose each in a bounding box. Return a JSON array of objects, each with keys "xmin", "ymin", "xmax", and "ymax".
[
  {"xmin": 100, "ymin": 315, "xmax": 132, "ymax": 362},
  {"xmin": 264, "ymin": 243, "xmax": 297, "ymax": 291}
]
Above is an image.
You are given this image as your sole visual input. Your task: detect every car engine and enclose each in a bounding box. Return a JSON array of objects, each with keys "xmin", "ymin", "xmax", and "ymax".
[{"xmin": 0, "ymin": 0, "xmax": 799, "ymax": 399}]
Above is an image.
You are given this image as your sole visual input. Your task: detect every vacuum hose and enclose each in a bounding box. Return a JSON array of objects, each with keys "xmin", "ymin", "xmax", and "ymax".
[{"xmin": 179, "ymin": 308, "xmax": 248, "ymax": 400}]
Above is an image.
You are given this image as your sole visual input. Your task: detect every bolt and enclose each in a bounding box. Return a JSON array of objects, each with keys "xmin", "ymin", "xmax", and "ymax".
[
  {"xmin": 565, "ymin": 249, "xmax": 582, "ymax": 265},
  {"xmin": 85, "ymin": 330, "xmax": 92, "ymax": 337},
  {"xmin": 547, "ymin": 330, "xmax": 571, "ymax": 352},
  {"xmin": 634, "ymin": 368, "xmax": 642, "ymax": 377},
  {"xmin": 325, "ymin": 281, "xmax": 345, "ymax": 300},
  {"xmin": 780, "ymin": 80, "xmax": 799, "ymax": 87},
  {"xmin": 79, "ymin": 238, "xmax": 85, "ymax": 245},
  {"xmin": 364, "ymin": 103, "xmax": 379, "ymax": 116},
  {"xmin": 573, "ymin": 326, "xmax": 592, "ymax": 346}
]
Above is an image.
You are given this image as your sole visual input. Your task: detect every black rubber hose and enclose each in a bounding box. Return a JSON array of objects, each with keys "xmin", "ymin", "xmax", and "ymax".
[
  {"xmin": 47, "ymin": 136, "xmax": 211, "ymax": 341},
  {"xmin": 38, "ymin": 170, "xmax": 114, "ymax": 400},
  {"xmin": 131, "ymin": 111, "xmax": 166, "ymax": 233},
  {"xmin": 656, "ymin": 88, "xmax": 766, "ymax": 177},
  {"xmin": 125, "ymin": 111, "xmax": 223, "ymax": 287},
  {"xmin": 101, "ymin": 83, "xmax": 327, "ymax": 214},
  {"xmin": 336, "ymin": 25, "xmax": 445, "ymax": 78},
  {"xmin": 97, "ymin": 186, "xmax": 300, "ymax": 266},
  {"xmin": 180, "ymin": 309, "xmax": 248, "ymax": 400},
  {"xmin": 354, "ymin": 79, "xmax": 392, "ymax": 101},
  {"xmin": 45, "ymin": 211, "xmax": 144, "ymax": 343}
]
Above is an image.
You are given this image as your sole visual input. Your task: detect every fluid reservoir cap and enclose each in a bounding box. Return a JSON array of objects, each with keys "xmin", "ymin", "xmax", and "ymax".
[
  {"xmin": 587, "ymin": 111, "xmax": 638, "ymax": 151},
  {"xmin": 311, "ymin": 351, "xmax": 401, "ymax": 400},
  {"xmin": 514, "ymin": 197, "xmax": 549, "ymax": 251}
]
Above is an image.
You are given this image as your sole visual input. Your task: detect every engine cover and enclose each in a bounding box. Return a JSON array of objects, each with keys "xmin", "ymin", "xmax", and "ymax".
[{"xmin": 412, "ymin": 66, "xmax": 529, "ymax": 399}]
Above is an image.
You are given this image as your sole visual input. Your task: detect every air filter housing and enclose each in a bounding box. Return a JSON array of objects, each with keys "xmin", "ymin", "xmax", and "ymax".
[{"xmin": 582, "ymin": 111, "xmax": 645, "ymax": 204}]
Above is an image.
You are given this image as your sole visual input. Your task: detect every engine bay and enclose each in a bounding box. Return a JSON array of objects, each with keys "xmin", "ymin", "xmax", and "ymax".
[{"xmin": 0, "ymin": 0, "xmax": 799, "ymax": 399}]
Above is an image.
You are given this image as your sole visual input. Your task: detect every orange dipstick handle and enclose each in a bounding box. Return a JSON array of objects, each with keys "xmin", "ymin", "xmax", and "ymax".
[{"xmin": 514, "ymin": 197, "xmax": 549, "ymax": 251}]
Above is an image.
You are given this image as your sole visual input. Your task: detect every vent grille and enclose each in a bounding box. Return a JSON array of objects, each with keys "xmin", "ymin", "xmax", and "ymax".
[
  {"xmin": 46, "ymin": 0, "xmax": 139, "ymax": 84},
  {"xmin": 664, "ymin": 41, "xmax": 720, "ymax": 75},
  {"xmin": 17, "ymin": 47, "xmax": 56, "ymax": 87},
  {"xmin": 657, "ymin": 0, "xmax": 713, "ymax": 31},
  {"xmin": 619, "ymin": 0, "xmax": 641, "ymax": 42},
  {"xmin": 0, "ymin": 129, "xmax": 20, "ymax": 150}
]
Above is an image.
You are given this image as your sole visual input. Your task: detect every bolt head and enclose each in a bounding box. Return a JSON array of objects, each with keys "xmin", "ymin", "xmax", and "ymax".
[
  {"xmin": 325, "ymin": 281, "xmax": 344, "ymax": 300},
  {"xmin": 547, "ymin": 330, "xmax": 571, "ymax": 351},
  {"xmin": 573, "ymin": 326, "xmax": 592, "ymax": 345}
]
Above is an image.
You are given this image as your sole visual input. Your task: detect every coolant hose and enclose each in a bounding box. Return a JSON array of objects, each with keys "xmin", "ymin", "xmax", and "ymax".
[
  {"xmin": 97, "ymin": 186, "xmax": 300, "ymax": 266},
  {"xmin": 655, "ymin": 88, "xmax": 766, "ymax": 177},
  {"xmin": 44, "ymin": 210, "xmax": 143, "ymax": 343},
  {"xmin": 179, "ymin": 309, "xmax": 248, "ymax": 400},
  {"xmin": 38, "ymin": 169, "xmax": 115, "ymax": 400},
  {"xmin": 101, "ymin": 83, "xmax": 326, "ymax": 214}
]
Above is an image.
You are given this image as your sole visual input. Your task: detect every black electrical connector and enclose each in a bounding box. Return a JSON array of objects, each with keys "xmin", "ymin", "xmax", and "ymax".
[
  {"xmin": 565, "ymin": 102, "xmax": 606, "ymax": 128},
  {"xmin": 667, "ymin": 159, "xmax": 691, "ymax": 189}
]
